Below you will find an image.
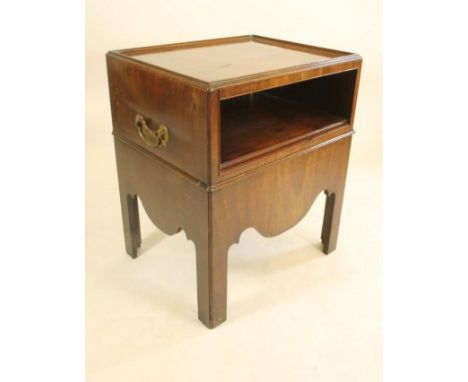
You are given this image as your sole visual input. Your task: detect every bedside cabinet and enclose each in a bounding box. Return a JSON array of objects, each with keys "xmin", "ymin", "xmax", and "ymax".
[{"xmin": 106, "ymin": 35, "xmax": 362, "ymax": 328}]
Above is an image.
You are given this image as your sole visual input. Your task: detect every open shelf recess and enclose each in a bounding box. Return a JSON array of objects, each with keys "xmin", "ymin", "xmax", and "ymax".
[{"xmin": 220, "ymin": 69, "xmax": 357, "ymax": 168}]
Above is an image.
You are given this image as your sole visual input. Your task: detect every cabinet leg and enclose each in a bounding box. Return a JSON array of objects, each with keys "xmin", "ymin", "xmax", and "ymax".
[
  {"xmin": 119, "ymin": 193, "xmax": 141, "ymax": 258},
  {"xmin": 321, "ymin": 191, "xmax": 332, "ymax": 244},
  {"xmin": 195, "ymin": 239, "xmax": 228, "ymax": 329},
  {"xmin": 321, "ymin": 190, "xmax": 345, "ymax": 254}
]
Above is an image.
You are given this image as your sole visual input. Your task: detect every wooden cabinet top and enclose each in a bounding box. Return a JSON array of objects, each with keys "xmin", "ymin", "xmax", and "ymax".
[{"xmin": 108, "ymin": 35, "xmax": 361, "ymax": 93}]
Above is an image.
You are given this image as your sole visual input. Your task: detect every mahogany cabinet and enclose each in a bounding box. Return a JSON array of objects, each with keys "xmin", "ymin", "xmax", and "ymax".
[{"xmin": 106, "ymin": 35, "xmax": 362, "ymax": 328}]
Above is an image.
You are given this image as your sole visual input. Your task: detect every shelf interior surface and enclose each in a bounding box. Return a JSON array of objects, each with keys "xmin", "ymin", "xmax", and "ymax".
[{"xmin": 220, "ymin": 93, "xmax": 347, "ymax": 166}]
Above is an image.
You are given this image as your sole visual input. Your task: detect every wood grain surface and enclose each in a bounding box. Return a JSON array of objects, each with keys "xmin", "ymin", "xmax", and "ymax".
[{"xmin": 107, "ymin": 35, "xmax": 362, "ymax": 328}]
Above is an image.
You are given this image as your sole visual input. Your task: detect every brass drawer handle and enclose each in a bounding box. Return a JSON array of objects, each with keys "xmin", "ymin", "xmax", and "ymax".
[{"xmin": 135, "ymin": 113, "xmax": 169, "ymax": 148}]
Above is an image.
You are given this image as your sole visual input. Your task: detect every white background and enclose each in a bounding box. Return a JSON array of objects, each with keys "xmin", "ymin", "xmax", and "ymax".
[
  {"xmin": 85, "ymin": 1, "xmax": 382, "ymax": 381},
  {"xmin": 0, "ymin": 0, "xmax": 467, "ymax": 381}
]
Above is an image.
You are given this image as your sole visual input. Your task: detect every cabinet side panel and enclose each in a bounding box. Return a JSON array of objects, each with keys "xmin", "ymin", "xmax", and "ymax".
[{"xmin": 107, "ymin": 54, "xmax": 208, "ymax": 182}]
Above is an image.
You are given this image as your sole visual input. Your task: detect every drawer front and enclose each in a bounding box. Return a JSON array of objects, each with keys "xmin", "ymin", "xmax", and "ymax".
[{"xmin": 107, "ymin": 55, "xmax": 208, "ymax": 182}]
